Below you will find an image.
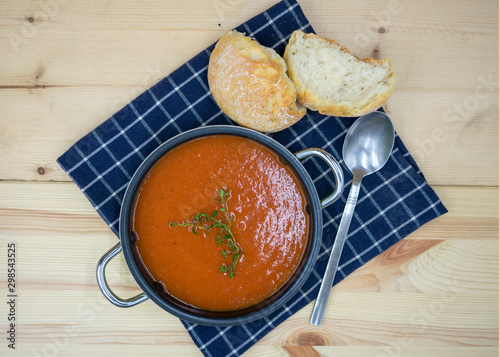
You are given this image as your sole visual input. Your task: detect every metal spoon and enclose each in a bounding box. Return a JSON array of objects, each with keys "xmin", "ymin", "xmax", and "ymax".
[{"xmin": 310, "ymin": 111, "xmax": 395, "ymax": 326}]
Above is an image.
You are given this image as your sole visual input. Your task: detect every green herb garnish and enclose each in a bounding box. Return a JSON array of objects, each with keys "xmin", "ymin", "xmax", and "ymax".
[{"xmin": 169, "ymin": 189, "xmax": 242, "ymax": 278}]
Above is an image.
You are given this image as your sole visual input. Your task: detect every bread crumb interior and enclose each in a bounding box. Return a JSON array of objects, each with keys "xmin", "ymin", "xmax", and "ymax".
[{"xmin": 288, "ymin": 33, "xmax": 395, "ymax": 111}]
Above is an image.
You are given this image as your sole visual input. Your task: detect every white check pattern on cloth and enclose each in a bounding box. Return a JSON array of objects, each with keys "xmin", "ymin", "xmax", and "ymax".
[{"xmin": 57, "ymin": 1, "xmax": 447, "ymax": 356}]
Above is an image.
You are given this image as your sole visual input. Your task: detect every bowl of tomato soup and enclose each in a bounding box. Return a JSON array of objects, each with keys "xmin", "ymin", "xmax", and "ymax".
[{"xmin": 97, "ymin": 125, "xmax": 344, "ymax": 326}]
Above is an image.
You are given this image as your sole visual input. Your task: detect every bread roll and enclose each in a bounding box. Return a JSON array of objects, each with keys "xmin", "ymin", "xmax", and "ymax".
[
  {"xmin": 208, "ymin": 31, "xmax": 306, "ymax": 133},
  {"xmin": 283, "ymin": 30, "xmax": 397, "ymax": 117}
]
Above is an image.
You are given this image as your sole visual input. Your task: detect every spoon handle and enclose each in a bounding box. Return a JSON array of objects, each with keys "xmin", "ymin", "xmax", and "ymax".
[{"xmin": 310, "ymin": 176, "xmax": 362, "ymax": 326}]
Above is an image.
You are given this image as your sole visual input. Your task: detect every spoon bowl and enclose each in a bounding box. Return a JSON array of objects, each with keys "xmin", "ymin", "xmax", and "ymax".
[
  {"xmin": 343, "ymin": 112, "xmax": 395, "ymax": 177},
  {"xmin": 310, "ymin": 111, "xmax": 395, "ymax": 326}
]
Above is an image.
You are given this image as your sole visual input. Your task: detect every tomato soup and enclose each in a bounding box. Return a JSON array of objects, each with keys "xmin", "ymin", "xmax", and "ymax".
[{"xmin": 132, "ymin": 135, "xmax": 309, "ymax": 311}]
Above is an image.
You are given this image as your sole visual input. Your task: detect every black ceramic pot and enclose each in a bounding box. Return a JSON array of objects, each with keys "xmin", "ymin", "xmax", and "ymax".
[{"xmin": 96, "ymin": 125, "xmax": 344, "ymax": 326}]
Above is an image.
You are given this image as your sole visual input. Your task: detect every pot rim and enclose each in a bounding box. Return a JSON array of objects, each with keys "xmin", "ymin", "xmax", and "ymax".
[{"xmin": 119, "ymin": 125, "xmax": 323, "ymax": 326}]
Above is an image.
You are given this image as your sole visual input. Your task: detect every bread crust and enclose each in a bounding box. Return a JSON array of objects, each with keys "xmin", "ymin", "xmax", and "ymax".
[
  {"xmin": 284, "ymin": 30, "xmax": 397, "ymax": 117},
  {"xmin": 208, "ymin": 31, "xmax": 306, "ymax": 133}
]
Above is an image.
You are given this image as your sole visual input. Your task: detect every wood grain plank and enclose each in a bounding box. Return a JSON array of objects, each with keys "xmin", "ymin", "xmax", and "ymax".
[
  {"xmin": 3, "ymin": 344, "xmax": 498, "ymax": 357},
  {"xmin": 0, "ymin": 0, "xmax": 273, "ymax": 87},
  {"xmin": 389, "ymin": 90, "xmax": 498, "ymax": 187},
  {"xmin": 0, "ymin": 0, "xmax": 277, "ymax": 30},
  {"xmin": 0, "ymin": 183, "xmax": 497, "ymax": 240},
  {"xmin": 0, "ymin": 86, "xmax": 145, "ymax": 182},
  {"xmin": 2, "ymin": 289, "xmax": 495, "ymax": 350},
  {"xmin": 16, "ymin": 345, "xmax": 207, "ymax": 357},
  {"xmin": 0, "ymin": 26, "xmax": 496, "ymax": 88},
  {"xmin": 409, "ymin": 186, "xmax": 499, "ymax": 240},
  {"xmin": 335, "ymin": 238, "xmax": 498, "ymax": 294},
  {"xmin": 1, "ymin": 230, "xmax": 497, "ymax": 303},
  {"xmin": 0, "ymin": 184, "xmax": 497, "ymax": 353},
  {"xmin": 1, "ymin": 232, "xmax": 496, "ymax": 295},
  {"xmin": 284, "ymin": 346, "xmax": 499, "ymax": 357},
  {"xmin": 0, "ymin": 86, "xmax": 497, "ymax": 184},
  {"xmin": 0, "ymin": 0, "xmax": 497, "ymax": 184},
  {"xmin": 258, "ymin": 293, "xmax": 498, "ymax": 347},
  {"xmin": 0, "ymin": 0, "xmax": 497, "ymax": 86}
]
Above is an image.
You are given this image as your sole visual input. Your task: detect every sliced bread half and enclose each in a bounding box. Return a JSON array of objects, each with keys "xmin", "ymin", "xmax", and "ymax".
[
  {"xmin": 208, "ymin": 31, "xmax": 306, "ymax": 133},
  {"xmin": 283, "ymin": 30, "xmax": 397, "ymax": 117}
]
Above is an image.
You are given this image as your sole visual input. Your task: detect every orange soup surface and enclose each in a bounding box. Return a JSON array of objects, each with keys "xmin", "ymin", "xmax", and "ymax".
[{"xmin": 132, "ymin": 135, "xmax": 309, "ymax": 311}]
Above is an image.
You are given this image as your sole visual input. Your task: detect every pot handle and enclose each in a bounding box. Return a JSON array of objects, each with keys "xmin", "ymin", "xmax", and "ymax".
[
  {"xmin": 295, "ymin": 148, "xmax": 344, "ymax": 209},
  {"xmin": 96, "ymin": 242, "xmax": 149, "ymax": 308}
]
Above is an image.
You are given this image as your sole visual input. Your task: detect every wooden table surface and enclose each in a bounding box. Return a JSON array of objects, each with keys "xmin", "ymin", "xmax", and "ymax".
[{"xmin": 0, "ymin": 0, "xmax": 498, "ymax": 356}]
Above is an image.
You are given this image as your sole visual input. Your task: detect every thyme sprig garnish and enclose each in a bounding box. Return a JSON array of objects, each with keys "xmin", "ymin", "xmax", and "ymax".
[{"xmin": 169, "ymin": 189, "xmax": 242, "ymax": 278}]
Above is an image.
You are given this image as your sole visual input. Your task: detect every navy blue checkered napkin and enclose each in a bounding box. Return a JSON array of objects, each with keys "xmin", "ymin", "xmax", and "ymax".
[{"xmin": 57, "ymin": 1, "xmax": 447, "ymax": 356}]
